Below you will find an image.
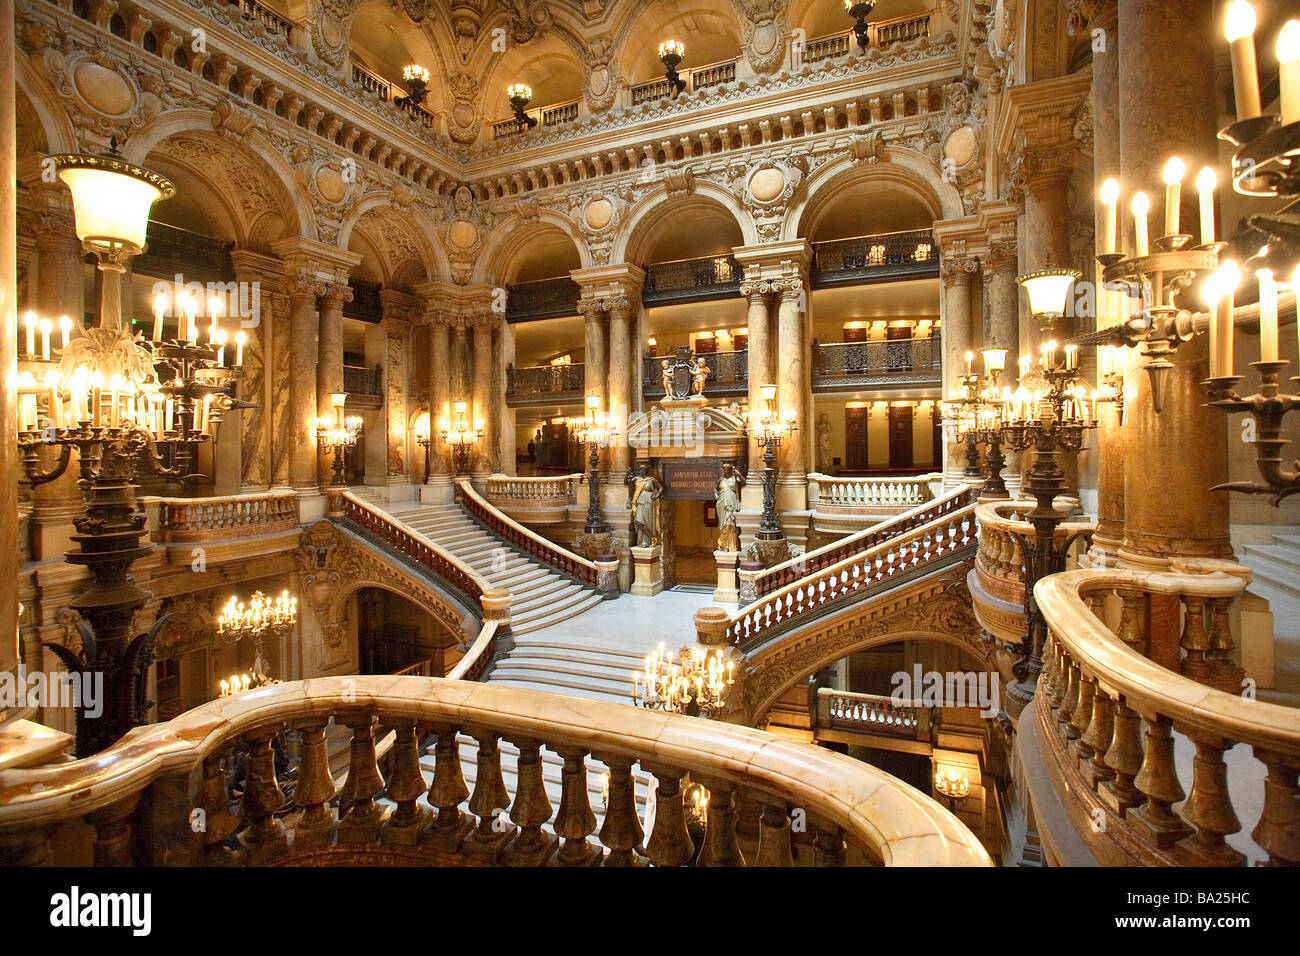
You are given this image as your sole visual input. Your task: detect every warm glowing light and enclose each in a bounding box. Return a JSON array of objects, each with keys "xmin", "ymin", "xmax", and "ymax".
[
  {"xmin": 507, "ymin": 83, "xmax": 533, "ymax": 102},
  {"xmin": 1018, "ymin": 270, "xmax": 1080, "ymax": 318},
  {"xmin": 1225, "ymin": 0, "xmax": 1256, "ymax": 42},
  {"xmin": 658, "ymin": 39, "xmax": 684, "ymax": 59},
  {"xmin": 1100, "ymin": 178, "xmax": 1120, "ymax": 205},
  {"xmin": 403, "ymin": 64, "xmax": 429, "ymax": 84},
  {"xmin": 54, "ymin": 157, "xmax": 173, "ymax": 252}
]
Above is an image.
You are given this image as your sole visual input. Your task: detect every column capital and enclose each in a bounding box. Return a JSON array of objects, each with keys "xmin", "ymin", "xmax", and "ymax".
[
  {"xmin": 731, "ymin": 239, "xmax": 813, "ymax": 284},
  {"xmin": 269, "ymin": 236, "xmax": 361, "ymax": 283},
  {"xmin": 319, "ymin": 280, "xmax": 354, "ymax": 305},
  {"xmin": 940, "ymin": 256, "xmax": 979, "ymax": 287},
  {"xmin": 1067, "ymin": 0, "xmax": 1117, "ymax": 34},
  {"xmin": 379, "ymin": 288, "xmax": 417, "ymax": 323},
  {"xmin": 983, "ymin": 240, "xmax": 1019, "ymax": 274},
  {"xmin": 230, "ymin": 248, "xmax": 285, "ymax": 289},
  {"xmin": 283, "ymin": 267, "xmax": 327, "ymax": 300}
]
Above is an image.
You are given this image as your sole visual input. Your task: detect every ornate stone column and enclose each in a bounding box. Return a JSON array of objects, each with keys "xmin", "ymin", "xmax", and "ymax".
[
  {"xmin": 269, "ymin": 289, "xmax": 292, "ymax": 488},
  {"xmin": 317, "ymin": 281, "xmax": 351, "ymax": 487},
  {"xmin": 740, "ymin": 278, "xmax": 772, "ymax": 482},
  {"xmin": 427, "ymin": 312, "xmax": 451, "ymax": 478},
  {"xmin": 582, "ymin": 295, "xmax": 607, "ymax": 410},
  {"xmin": 284, "ymin": 270, "xmax": 323, "ymax": 492},
  {"xmin": 1018, "ymin": 158, "xmax": 1073, "ymax": 356},
  {"xmin": 983, "ymin": 241, "xmax": 1020, "ymax": 355},
  {"xmin": 606, "ymin": 296, "xmax": 632, "ymax": 475},
  {"xmin": 2, "ymin": 0, "xmax": 19, "ymax": 678},
  {"xmin": 774, "ymin": 279, "xmax": 808, "ymax": 496},
  {"xmin": 230, "ymin": 250, "xmax": 280, "ymax": 493},
  {"xmin": 1117, "ymin": 0, "xmax": 1229, "ymax": 566},
  {"xmin": 383, "ymin": 308, "xmax": 411, "ymax": 486},
  {"xmin": 471, "ymin": 313, "xmax": 496, "ymax": 477},
  {"xmin": 940, "ymin": 255, "xmax": 977, "ymax": 481}
]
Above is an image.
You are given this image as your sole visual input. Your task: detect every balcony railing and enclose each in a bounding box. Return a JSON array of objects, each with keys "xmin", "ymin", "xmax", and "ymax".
[
  {"xmin": 344, "ymin": 279, "xmax": 383, "ymax": 323},
  {"xmin": 137, "ymin": 221, "xmax": 234, "ymax": 282},
  {"xmin": 812, "ymin": 336, "xmax": 941, "ymax": 390},
  {"xmin": 0, "ymin": 675, "xmax": 990, "ymax": 866},
  {"xmin": 642, "ymin": 348, "xmax": 747, "ymax": 399},
  {"xmin": 153, "ymin": 490, "xmax": 298, "ymax": 542},
  {"xmin": 812, "ymin": 230, "xmax": 939, "ymax": 286},
  {"xmin": 798, "ymin": 10, "xmax": 936, "ymax": 66},
  {"xmin": 227, "ymin": 0, "xmax": 294, "ymax": 39},
  {"xmin": 351, "ymin": 61, "xmax": 390, "ymax": 101},
  {"xmin": 505, "ymin": 277, "xmax": 581, "ymax": 321},
  {"xmin": 815, "ymin": 688, "xmax": 931, "ymax": 740},
  {"xmin": 642, "ymin": 255, "xmax": 742, "ymax": 305},
  {"xmin": 343, "ymin": 364, "xmax": 381, "ymax": 397},
  {"xmin": 506, "ymin": 362, "xmax": 585, "ymax": 405},
  {"xmin": 630, "ymin": 57, "xmax": 741, "ymax": 105},
  {"xmin": 485, "ymin": 473, "xmax": 583, "ymax": 525},
  {"xmin": 808, "ymin": 474, "xmax": 935, "ymax": 515}
]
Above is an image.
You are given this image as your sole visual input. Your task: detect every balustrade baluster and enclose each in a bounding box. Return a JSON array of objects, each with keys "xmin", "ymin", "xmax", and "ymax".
[
  {"xmin": 1116, "ymin": 589, "xmax": 1147, "ymax": 653},
  {"xmin": 236, "ymin": 725, "xmax": 289, "ymax": 861},
  {"xmin": 754, "ymin": 802, "xmax": 795, "ymax": 866},
  {"xmin": 1250, "ymin": 748, "xmax": 1300, "ymax": 866},
  {"xmin": 1209, "ymin": 597, "xmax": 1245, "ymax": 692},
  {"xmin": 1058, "ymin": 661, "xmax": 1081, "ymax": 739},
  {"xmin": 596, "ymin": 755, "xmax": 645, "ymax": 866},
  {"xmin": 1081, "ymin": 687, "xmax": 1117, "ymax": 788},
  {"xmin": 338, "ymin": 714, "xmax": 388, "ymax": 844},
  {"xmin": 813, "ymin": 820, "xmax": 848, "ymax": 867},
  {"xmin": 1070, "ymin": 674, "xmax": 1097, "ymax": 759},
  {"xmin": 500, "ymin": 737, "xmax": 557, "ymax": 866},
  {"xmin": 198, "ymin": 752, "xmax": 241, "ymax": 864},
  {"xmin": 550, "ymin": 747, "xmax": 603, "ymax": 866},
  {"xmin": 421, "ymin": 724, "xmax": 473, "ymax": 850},
  {"xmin": 1129, "ymin": 711, "xmax": 1192, "ymax": 848},
  {"xmin": 697, "ymin": 780, "xmax": 745, "ymax": 866},
  {"xmin": 1175, "ymin": 732, "xmax": 1245, "ymax": 866},
  {"xmin": 292, "ymin": 719, "xmax": 338, "ymax": 850},
  {"xmin": 1180, "ymin": 596, "xmax": 1212, "ymax": 682},
  {"xmin": 85, "ymin": 795, "xmax": 141, "ymax": 867},
  {"xmin": 381, "ymin": 720, "xmax": 430, "ymax": 844},
  {"xmin": 463, "ymin": 730, "xmax": 516, "ymax": 861},
  {"xmin": 643, "ymin": 765, "xmax": 695, "ymax": 866},
  {"xmin": 1101, "ymin": 695, "xmax": 1145, "ymax": 814}
]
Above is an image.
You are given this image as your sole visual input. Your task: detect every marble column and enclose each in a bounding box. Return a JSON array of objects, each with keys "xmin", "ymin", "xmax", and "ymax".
[
  {"xmin": 1020, "ymin": 165, "xmax": 1073, "ymax": 355},
  {"xmin": 984, "ymin": 241, "xmax": 1020, "ymax": 356},
  {"xmin": 1118, "ymin": 0, "xmax": 1229, "ymax": 565},
  {"xmin": 471, "ymin": 314, "xmax": 494, "ymax": 476},
  {"xmin": 1, "ymin": 0, "xmax": 18, "ymax": 677},
  {"xmin": 606, "ymin": 298, "xmax": 632, "ymax": 474},
  {"xmin": 28, "ymin": 205, "xmax": 85, "ymax": 558},
  {"xmin": 269, "ymin": 290, "xmax": 292, "ymax": 488},
  {"xmin": 427, "ymin": 314, "xmax": 451, "ymax": 478},
  {"xmin": 1090, "ymin": 0, "xmax": 1125, "ymax": 561},
  {"xmin": 385, "ymin": 315, "xmax": 410, "ymax": 482},
  {"xmin": 285, "ymin": 273, "xmax": 322, "ymax": 491},
  {"xmin": 940, "ymin": 256, "xmax": 976, "ymax": 480},
  {"xmin": 583, "ymin": 299, "xmax": 607, "ymax": 408},
  {"xmin": 316, "ymin": 282, "xmax": 350, "ymax": 486},
  {"xmin": 774, "ymin": 280, "xmax": 808, "ymax": 491},
  {"xmin": 741, "ymin": 279, "xmax": 772, "ymax": 482},
  {"xmin": 229, "ymin": 258, "xmax": 273, "ymax": 492}
]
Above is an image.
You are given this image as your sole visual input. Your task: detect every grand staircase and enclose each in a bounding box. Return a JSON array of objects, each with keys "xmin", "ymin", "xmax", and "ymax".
[{"xmin": 1238, "ymin": 532, "xmax": 1300, "ymax": 704}]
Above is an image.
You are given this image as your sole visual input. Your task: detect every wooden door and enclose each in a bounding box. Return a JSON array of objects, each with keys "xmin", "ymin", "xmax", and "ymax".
[
  {"xmin": 889, "ymin": 405, "xmax": 913, "ymax": 469},
  {"xmin": 845, "ymin": 406, "xmax": 869, "ymax": 470},
  {"xmin": 694, "ymin": 335, "xmax": 717, "ymax": 355}
]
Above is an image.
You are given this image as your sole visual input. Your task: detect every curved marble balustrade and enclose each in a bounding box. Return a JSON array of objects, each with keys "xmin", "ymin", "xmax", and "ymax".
[
  {"xmin": 1033, "ymin": 567, "xmax": 1300, "ymax": 866},
  {"xmin": 807, "ymin": 473, "xmax": 935, "ymax": 519},
  {"xmin": 150, "ymin": 490, "xmax": 299, "ymax": 541},
  {"xmin": 0, "ymin": 677, "xmax": 990, "ymax": 867},
  {"xmin": 815, "ymin": 689, "xmax": 929, "ymax": 740},
  {"xmin": 485, "ymin": 473, "xmax": 583, "ymax": 526}
]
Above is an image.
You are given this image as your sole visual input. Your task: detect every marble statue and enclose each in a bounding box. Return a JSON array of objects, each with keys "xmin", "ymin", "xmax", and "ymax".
[
  {"xmin": 628, "ymin": 464, "xmax": 664, "ymax": 547},
  {"xmin": 691, "ymin": 357, "xmax": 710, "ymax": 395},
  {"xmin": 715, "ymin": 462, "xmax": 746, "ymax": 552}
]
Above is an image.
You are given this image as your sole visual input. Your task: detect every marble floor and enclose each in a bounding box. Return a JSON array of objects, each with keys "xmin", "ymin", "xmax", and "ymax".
[{"xmin": 517, "ymin": 588, "xmax": 736, "ymax": 656}]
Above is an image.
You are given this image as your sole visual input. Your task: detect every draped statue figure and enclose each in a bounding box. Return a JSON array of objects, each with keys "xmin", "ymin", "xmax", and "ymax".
[
  {"xmin": 715, "ymin": 462, "xmax": 746, "ymax": 552},
  {"xmin": 628, "ymin": 464, "xmax": 664, "ymax": 547}
]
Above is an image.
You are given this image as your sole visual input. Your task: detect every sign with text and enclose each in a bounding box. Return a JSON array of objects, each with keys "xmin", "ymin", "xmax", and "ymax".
[{"xmin": 661, "ymin": 459, "xmax": 722, "ymax": 500}]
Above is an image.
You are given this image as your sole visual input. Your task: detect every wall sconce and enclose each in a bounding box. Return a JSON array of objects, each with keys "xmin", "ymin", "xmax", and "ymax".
[
  {"xmin": 507, "ymin": 83, "xmax": 538, "ymax": 128},
  {"xmin": 395, "ymin": 64, "xmax": 430, "ymax": 108},
  {"xmin": 845, "ymin": 0, "xmax": 875, "ymax": 51},
  {"xmin": 1018, "ymin": 269, "xmax": 1081, "ymax": 331},
  {"xmin": 658, "ymin": 40, "xmax": 687, "ymax": 96}
]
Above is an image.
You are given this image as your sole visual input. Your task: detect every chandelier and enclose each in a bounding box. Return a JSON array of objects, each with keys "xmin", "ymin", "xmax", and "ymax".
[
  {"xmin": 441, "ymin": 399, "xmax": 482, "ymax": 475},
  {"xmin": 316, "ymin": 392, "xmax": 363, "ymax": 486},
  {"xmin": 934, "ymin": 768, "xmax": 970, "ymax": 806},
  {"xmin": 506, "ymin": 83, "xmax": 538, "ymax": 129},
  {"xmin": 657, "ymin": 40, "xmax": 686, "ymax": 96},
  {"xmin": 395, "ymin": 64, "xmax": 430, "ymax": 108},
  {"xmin": 215, "ymin": 590, "xmax": 296, "ymax": 695},
  {"xmin": 632, "ymin": 643, "xmax": 735, "ymax": 719}
]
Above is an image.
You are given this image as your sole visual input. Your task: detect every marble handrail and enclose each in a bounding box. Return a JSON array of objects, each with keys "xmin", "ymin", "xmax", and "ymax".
[
  {"xmin": 756, "ymin": 484, "xmax": 977, "ymax": 597},
  {"xmin": 147, "ymin": 490, "xmax": 299, "ymax": 541},
  {"xmin": 485, "ymin": 473, "xmax": 583, "ymax": 502},
  {"xmin": 807, "ymin": 473, "xmax": 934, "ymax": 511},
  {"xmin": 731, "ymin": 503, "xmax": 978, "ymax": 649},
  {"xmin": 457, "ymin": 478, "xmax": 601, "ymax": 587},
  {"xmin": 1035, "ymin": 567, "xmax": 1300, "ymax": 866},
  {"xmin": 973, "ymin": 499, "xmax": 1094, "ymax": 605},
  {"xmin": 0, "ymin": 677, "xmax": 991, "ymax": 867}
]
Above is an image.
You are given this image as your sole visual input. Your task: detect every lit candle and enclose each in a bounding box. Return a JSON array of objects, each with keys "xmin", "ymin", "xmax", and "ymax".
[
  {"xmin": 1225, "ymin": 1, "xmax": 1261, "ymax": 120},
  {"xmin": 235, "ymin": 331, "xmax": 246, "ymax": 367},
  {"xmin": 1196, "ymin": 168, "xmax": 1217, "ymax": 246},
  {"xmin": 1213, "ymin": 261, "xmax": 1240, "ymax": 378},
  {"xmin": 1258, "ymin": 268, "xmax": 1278, "ymax": 363},
  {"xmin": 109, "ymin": 374, "xmax": 122, "ymax": 428},
  {"xmin": 965, "ymin": 350, "xmax": 973, "ymax": 376},
  {"xmin": 1163, "ymin": 158, "xmax": 1185, "ymax": 238},
  {"xmin": 153, "ymin": 293, "xmax": 167, "ymax": 341},
  {"xmin": 1131, "ymin": 192, "xmax": 1150, "ymax": 257},
  {"xmin": 43, "ymin": 369, "xmax": 60, "ymax": 428},
  {"xmin": 1065, "ymin": 344, "xmax": 1079, "ymax": 370},
  {"xmin": 184, "ymin": 295, "xmax": 198, "ymax": 342},
  {"xmin": 208, "ymin": 296, "xmax": 221, "ymax": 343},
  {"xmin": 1280, "ymin": 20, "xmax": 1300, "ymax": 126},
  {"xmin": 215, "ymin": 329, "xmax": 228, "ymax": 367},
  {"xmin": 22, "ymin": 311, "xmax": 36, "ymax": 357},
  {"xmin": 1101, "ymin": 178, "xmax": 1120, "ymax": 255},
  {"xmin": 58, "ymin": 315, "xmax": 71, "ymax": 350}
]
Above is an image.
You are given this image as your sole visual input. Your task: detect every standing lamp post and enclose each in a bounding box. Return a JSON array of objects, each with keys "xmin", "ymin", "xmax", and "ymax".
[
  {"xmin": 750, "ymin": 383, "xmax": 797, "ymax": 543},
  {"xmin": 16, "ymin": 149, "xmax": 253, "ymax": 756},
  {"xmin": 316, "ymin": 392, "xmax": 363, "ymax": 486},
  {"xmin": 413, "ymin": 412, "xmax": 432, "ymax": 483},
  {"xmin": 845, "ymin": 0, "xmax": 876, "ymax": 51},
  {"xmin": 440, "ymin": 400, "xmax": 482, "ymax": 476},
  {"xmin": 507, "ymin": 83, "xmax": 538, "ymax": 129},
  {"xmin": 569, "ymin": 395, "xmax": 611, "ymax": 534},
  {"xmin": 658, "ymin": 40, "xmax": 687, "ymax": 96}
]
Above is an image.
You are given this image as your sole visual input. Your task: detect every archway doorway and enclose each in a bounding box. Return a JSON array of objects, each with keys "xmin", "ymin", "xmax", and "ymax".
[{"xmin": 352, "ymin": 587, "xmax": 460, "ymax": 674}]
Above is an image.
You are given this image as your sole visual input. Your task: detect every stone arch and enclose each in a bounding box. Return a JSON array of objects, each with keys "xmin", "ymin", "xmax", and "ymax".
[
  {"xmin": 612, "ymin": 183, "xmax": 757, "ymax": 265},
  {"xmin": 473, "ymin": 211, "xmax": 591, "ymax": 286},
  {"xmin": 608, "ymin": 0, "xmax": 746, "ymax": 89},
  {"xmin": 783, "ymin": 147, "xmax": 963, "ymax": 242},
  {"xmin": 338, "ymin": 194, "xmax": 448, "ymax": 286},
  {"xmin": 740, "ymin": 570, "xmax": 989, "ymax": 723},
  {"xmin": 122, "ymin": 111, "xmax": 315, "ymax": 245},
  {"xmin": 14, "ymin": 60, "xmax": 79, "ymax": 157}
]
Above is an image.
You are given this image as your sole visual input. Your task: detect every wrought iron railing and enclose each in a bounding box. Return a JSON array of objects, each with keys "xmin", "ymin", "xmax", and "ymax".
[
  {"xmin": 812, "ymin": 230, "xmax": 938, "ymax": 285},
  {"xmin": 343, "ymin": 364, "xmax": 381, "ymax": 396},
  {"xmin": 642, "ymin": 348, "xmax": 747, "ymax": 398},
  {"xmin": 505, "ymin": 276, "xmax": 581, "ymax": 321},
  {"xmin": 506, "ymin": 362, "xmax": 585, "ymax": 403},
  {"xmin": 642, "ymin": 255, "xmax": 742, "ymax": 304},
  {"xmin": 138, "ymin": 221, "xmax": 234, "ymax": 281},
  {"xmin": 813, "ymin": 337, "xmax": 941, "ymax": 388},
  {"xmin": 343, "ymin": 279, "xmax": 383, "ymax": 322}
]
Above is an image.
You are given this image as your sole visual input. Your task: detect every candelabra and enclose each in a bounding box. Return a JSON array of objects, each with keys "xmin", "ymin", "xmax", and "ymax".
[
  {"xmin": 215, "ymin": 590, "xmax": 296, "ymax": 695},
  {"xmin": 413, "ymin": 412, "xmax": 432, "ymax": 483},
  {"xmin": 506, "ymin": 83, "xmax": 538, "ymax": 129},
  {"xmin": 569, "ymin": 396, "xmax": 610, "ymax": 534},
  {"xmin": 748, "ymin": 383, "xmax": 797, "ymax": 543},
  {"xmin": 316, "ymin": 392, "xmax": 363, "ymax": 486},
  {"xmin": 658, "ymin": 40, "xmax": 686, "ymax": 96},
  {"xmin": 17, "ymin": 149, "xmax": 255, "ymax": 756},
  {"xmin": 632, "ymin": 643, "xmax": 735, "ymax": 719},
  {"xmin": 394, "ymin": 64, "xmax": 430, "ymax": 109},
  {"xmin": 933, "ymin": 768, "xmax": 970, "ymax": 809},
  {"xmin": 943, "ymin": 349, "xmax": 1009, "ymax": 493},
  {"xmin": 844, "ymin": 0, "xmax": 875, "ymax": 51},
  {"xmin": 441, "ymin": 399, "xmax": 482, "ymax": 476}
]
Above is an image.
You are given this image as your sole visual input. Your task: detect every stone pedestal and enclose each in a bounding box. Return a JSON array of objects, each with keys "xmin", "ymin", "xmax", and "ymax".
[
  {"xmin": 753, "ymin": 537, "xmax": 792, "ymax": 569},
  {"xmin": 419, "ymin": 477, "xmax": 455, "ymax": 505},
  {"xmin": 693, "ymin": 607, "xmax": 731, "ymax": 647},
  {"xmin": 594, "ymin": 555, "xmax": 621, "ymax": 596},
  {"xmin": 630, "ymin": 545, "xmax": 664, "ymax": 597},
  {"xmin": 712, "ymin": 550, "xmax": 740, "ymax": 603},
  {"xmin": 737, "ymin": 561, "xmax": 763, "ymax": 606}
]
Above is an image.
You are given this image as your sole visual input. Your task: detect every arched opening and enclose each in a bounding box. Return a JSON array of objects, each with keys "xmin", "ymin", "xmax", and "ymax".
[{"xmin": 352, "ymin": 587, "xmax": 462, "ymax": 675}]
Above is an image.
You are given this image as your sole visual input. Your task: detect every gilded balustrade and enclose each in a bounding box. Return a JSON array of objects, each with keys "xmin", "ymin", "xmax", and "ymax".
[
  {"xmin": 485, "ymin": 473, "xmax": 584, "ymax": 526},
  {"xmin": 1035, "ymin": 568, "xmax": 1300, "ymax": 866},
  {"xmin": 0, "ymin": 677, "xmax": 991, "ymax": 867}
]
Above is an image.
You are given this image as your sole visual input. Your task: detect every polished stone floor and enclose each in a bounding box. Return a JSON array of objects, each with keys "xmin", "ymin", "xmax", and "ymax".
[{"xmin": 520, "ymin": 588, "xmax": 736, "ymax": 655}]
